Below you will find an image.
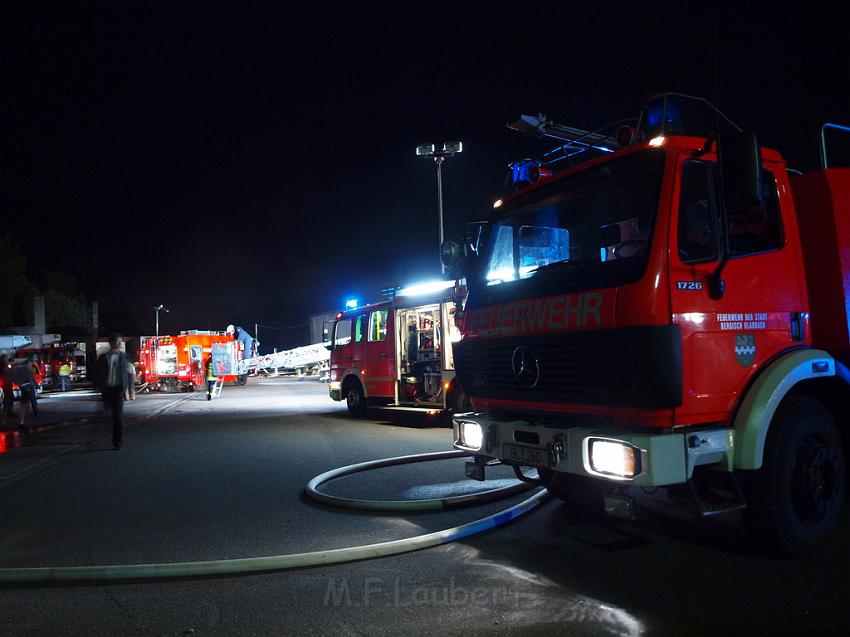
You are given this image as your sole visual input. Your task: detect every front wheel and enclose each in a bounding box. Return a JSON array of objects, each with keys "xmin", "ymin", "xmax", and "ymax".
[
  {"xmin": 742, "ymin": 396, "xmax": 845, "ymax": 557},
  {"xmin": 345, "ymin": 383, "xmax": 366, "ymax": 417},
  {"xmin": 236, "ymin": 374, "xmax": 248, "ymax": 386}
]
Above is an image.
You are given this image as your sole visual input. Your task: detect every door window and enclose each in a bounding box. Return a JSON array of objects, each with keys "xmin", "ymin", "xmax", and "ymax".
[
  {"xmin": 727, "ymin": 171, "xmax": 783, "ymax": 257},
  {"xmin": 368, "ymin": 310, "xmax": 388, "ymax": 342},
  {"xmin": 334, "ymin": 320, "xmax": 352, "ymax": 347},
  {"xmin": 354, "ymin": 314, "xmax": 367, "ymax": 343},
  {"xmin": 679, "ymin": 164, "xmax": 783, "ymax": 262}
]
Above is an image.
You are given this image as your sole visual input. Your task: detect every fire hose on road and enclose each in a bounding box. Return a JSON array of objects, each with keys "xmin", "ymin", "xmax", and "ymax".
[{"xmin": 0, "ymin": 451, "xmax": 548, "ymax": 584}]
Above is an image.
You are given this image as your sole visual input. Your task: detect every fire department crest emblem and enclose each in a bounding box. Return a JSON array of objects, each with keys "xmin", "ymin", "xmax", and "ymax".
[{"xmin": 735, "ymin": 334, "xmax": 756, "ymax": 366}]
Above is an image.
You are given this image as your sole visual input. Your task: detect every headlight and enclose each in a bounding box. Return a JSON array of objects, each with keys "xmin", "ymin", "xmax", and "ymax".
[
  {"xmin": 457, "ymin": 420, "xmax": 483, "ymax": 450},
  {"xmin": 588, "ymin": 438, "xmax": 640, "ymax": 479}
]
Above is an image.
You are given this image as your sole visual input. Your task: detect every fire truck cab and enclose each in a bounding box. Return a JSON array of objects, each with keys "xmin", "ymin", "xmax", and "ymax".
[
  {"xmin": 326, "ymin": 282, "xmax": 467, "ymax": 417},
  {"xmin": 138, "ymin": 330, "xmax": 248, "ymax": 392}
]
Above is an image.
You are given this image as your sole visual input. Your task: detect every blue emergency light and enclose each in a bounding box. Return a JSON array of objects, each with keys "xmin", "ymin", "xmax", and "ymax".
[
  {"xmin": 344, "ymin": 298, "xmax": 359, "ymax": 309},
  {"xmin": 510, "ymin": 160, "xmax": 540, "ymax": 189}
]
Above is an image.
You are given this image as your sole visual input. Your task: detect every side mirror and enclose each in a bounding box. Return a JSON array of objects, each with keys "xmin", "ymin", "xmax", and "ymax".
[
  {"xmin": 441, "ymin": 239, "xmax": 464, "ymax": 277},
  {"xmin": 322, "ymin": 321, "xmax": 334, "ymax": 351},
  {"xmin": 720, "ymin": 132, "xmax": 762, "ymax": 211}
]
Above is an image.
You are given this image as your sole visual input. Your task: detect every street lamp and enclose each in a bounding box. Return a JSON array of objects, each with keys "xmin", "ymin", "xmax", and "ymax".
[
  {"xmin": 416, "ymin": 141, "xmax": 463, "ymax": 273},
  {"xmin": 153, "ymin": 304, "xmax": 169, "ymax": 336}
]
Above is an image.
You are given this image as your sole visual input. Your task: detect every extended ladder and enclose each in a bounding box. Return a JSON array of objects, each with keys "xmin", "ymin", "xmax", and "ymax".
[{"xmin": 238, "ymin": 342, "xmax": 330, "ymax": 376}]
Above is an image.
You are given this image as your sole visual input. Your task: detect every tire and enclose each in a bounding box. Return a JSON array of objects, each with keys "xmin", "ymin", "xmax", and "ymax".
[
  {"xmin": 345, "ymin": 382, "xmax": 367, "ymax": 418},
  {"xmin": 538, "ymin": 467, "xmax": 614, "ymax": 514},
  {"xmin": 742, "ymin": 396, "xmax": 845, "ymax": 557},
  {"xmin": 237, "ymin": 374, "xmax": 248, "ymax": 386}
]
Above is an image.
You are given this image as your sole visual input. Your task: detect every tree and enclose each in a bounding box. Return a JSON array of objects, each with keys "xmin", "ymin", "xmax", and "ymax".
[
  {"xmin": 0, "ymin": 235, "xmax": 29, "ymax": 327},
  {"xmin": 41, "ymin": 271, "xmax": 88, "ymax": 329}
]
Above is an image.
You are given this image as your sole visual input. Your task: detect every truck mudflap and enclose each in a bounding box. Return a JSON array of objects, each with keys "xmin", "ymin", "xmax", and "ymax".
[{"xmin": 453, "ymin": 413, "xmax": 735, "ymax": 487}]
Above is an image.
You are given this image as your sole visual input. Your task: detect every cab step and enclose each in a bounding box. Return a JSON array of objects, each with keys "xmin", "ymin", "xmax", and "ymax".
[{"xmin": 686, "ymin": 470, "xmax": 747, "ymax": 517}]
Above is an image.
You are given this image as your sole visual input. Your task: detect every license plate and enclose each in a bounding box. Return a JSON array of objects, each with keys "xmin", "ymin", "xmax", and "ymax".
[{"xmin": 503, "ymin": 443, "xmax": 548, "ymax": 468}]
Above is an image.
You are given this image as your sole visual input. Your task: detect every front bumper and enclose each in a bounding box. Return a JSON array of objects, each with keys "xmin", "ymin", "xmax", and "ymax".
[
  {"xmin": 453, "ymin": 413, "xmax": 734, "ymax": 487},
  {"xmin": 329, "ymin": 381, "xmax": 342, "ymax": 401}
]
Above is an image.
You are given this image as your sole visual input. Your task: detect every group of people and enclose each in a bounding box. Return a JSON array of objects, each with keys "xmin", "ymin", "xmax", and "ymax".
[
  {"xmin": 0, "ymin": 334, "xmax": 131, "ymax": 449},
  {"xmin": 2, "ymin": 334, "xmax": 219, "ymax": 449},
  {"xmin": 0, "ymin": 354, "xmax": 40, "ymax": 429}
]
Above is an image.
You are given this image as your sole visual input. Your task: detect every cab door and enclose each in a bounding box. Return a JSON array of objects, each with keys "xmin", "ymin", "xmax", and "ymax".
[
  {"xmin": 669, "ymin": 157, "xmax": 804, "ymax": 424},
  {"xmin": 363, "ymin": 305, "xmax": 395, "ymax": 399},
  {"xmin": 331, "ymin": 315, "xmax": 357, "ymax": 378}
]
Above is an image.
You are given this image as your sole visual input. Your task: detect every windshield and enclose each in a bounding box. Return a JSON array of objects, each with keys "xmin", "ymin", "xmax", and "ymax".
[{"xmin": 474, "ymin": 149, "xmax": 665, "ymax": 303}]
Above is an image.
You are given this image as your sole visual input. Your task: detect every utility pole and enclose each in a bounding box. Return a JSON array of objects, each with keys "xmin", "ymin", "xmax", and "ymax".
[
  {"xmin": 416, "ymin": 141, "xmax": 463, "ymax": 274},
  {"xmin": 153, "ymin": 304, "xmax": 169, "ymax": 336}
]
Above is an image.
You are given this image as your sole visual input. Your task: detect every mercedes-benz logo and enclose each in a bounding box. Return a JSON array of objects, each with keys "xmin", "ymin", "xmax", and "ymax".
[{"xmin": 512, "ymin": 346, "xmax": 540, "ymax": 388}]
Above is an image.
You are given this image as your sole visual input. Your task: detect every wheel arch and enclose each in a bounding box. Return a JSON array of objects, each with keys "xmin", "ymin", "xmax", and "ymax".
[
  {"xmin": 444, "ymin": 375, "xmax": 459, "ymax": 402},
  {"xmin": 341, "ymin": 372, "xmax": 367, "ymax": 399},
  {"xmin": 446, "ymin": 377, "xmax": 471, "ymax": 413},
  {"xmin": 734, "ymin": 348, "xmax": 847, "ymax": 470}
]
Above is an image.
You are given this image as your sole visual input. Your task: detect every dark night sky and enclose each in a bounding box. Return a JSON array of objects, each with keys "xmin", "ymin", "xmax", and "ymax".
[{"xmin": 6, "ymin": 2, "xmax": 849, "ymax": 349}]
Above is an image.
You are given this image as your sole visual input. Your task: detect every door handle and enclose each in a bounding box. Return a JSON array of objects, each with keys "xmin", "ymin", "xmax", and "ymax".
[{"xmin": 380, "ymin": 353, "xmax": 389, "ymax": 359}]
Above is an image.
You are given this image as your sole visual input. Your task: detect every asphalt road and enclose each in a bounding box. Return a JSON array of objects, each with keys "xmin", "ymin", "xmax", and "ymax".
[{"xmin": 0, "ymin": 378, "xmax": 847, "ymax": 636}]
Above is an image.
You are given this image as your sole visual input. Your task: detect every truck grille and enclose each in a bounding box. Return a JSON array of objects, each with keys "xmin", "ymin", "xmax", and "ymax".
[{"xmin": 454, "ymin": 325, "xmax": 682, "ymax": 409}]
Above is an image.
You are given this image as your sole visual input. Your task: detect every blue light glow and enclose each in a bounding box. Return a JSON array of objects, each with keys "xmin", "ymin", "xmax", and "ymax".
[{"xmin": 344, "ymin": 298, "xmax": 359, "ymax": 309}]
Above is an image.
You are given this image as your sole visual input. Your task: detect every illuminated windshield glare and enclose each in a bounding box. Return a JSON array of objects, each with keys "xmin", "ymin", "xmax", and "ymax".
[{"xmin": 481, "ymin": 150, "xmax": 664, "ymax": 291}]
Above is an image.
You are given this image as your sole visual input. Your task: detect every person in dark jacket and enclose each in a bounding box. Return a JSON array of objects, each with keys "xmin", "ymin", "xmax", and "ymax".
[
  {"xmin": 97, "ymin": 334, "xmax": 129, "ymax": 449},
  {"xmin": 11, "ymin": 362, "xmax": 39, "ymax": 428}
]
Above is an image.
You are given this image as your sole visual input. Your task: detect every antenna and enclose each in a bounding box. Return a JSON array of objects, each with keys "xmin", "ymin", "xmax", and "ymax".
[{"xmin": 713, "ymin": 18, "xmax": 721, "ymax": 110}]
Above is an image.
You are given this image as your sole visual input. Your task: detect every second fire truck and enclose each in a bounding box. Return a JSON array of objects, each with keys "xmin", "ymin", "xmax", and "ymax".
[
  {"xmin": 138, "ymin": 330, "xmax": 249, "ymax": 392},
  {"xmin": 326, "ymin": 281, "xmax": 469, "ymax": 417}
]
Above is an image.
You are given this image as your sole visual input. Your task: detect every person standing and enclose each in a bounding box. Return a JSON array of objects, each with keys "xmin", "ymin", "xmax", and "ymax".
[
  {"xmin": 97, "ymin": 334, "xmax": 129, "ymax": 449},
  {"xmin": 58, "ymin": 361, "xmax": 72, "ymax": 391},
  {"xmin": 0, "ymin": 355, "xmax": 13, "ymax": 427},
  {"xmin": 12, "ymin": 362, "xmax": 39, "ymax": 428},
  {"xmin": 205, "ymin": 354, "xmax": 217, "ymax": 400}
]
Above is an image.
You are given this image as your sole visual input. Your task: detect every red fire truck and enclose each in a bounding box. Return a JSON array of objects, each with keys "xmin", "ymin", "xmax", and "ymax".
[
  {"xmin": 448, "ymin": 94, "xmax": 849, "ymax": 555},
  {"xmin": 138, "ymin": 330, "xmax": 249, "ymax": 392},
  {"xmin": 326, "ymin": 281, "xmax": 468, "ymax": 418}
]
